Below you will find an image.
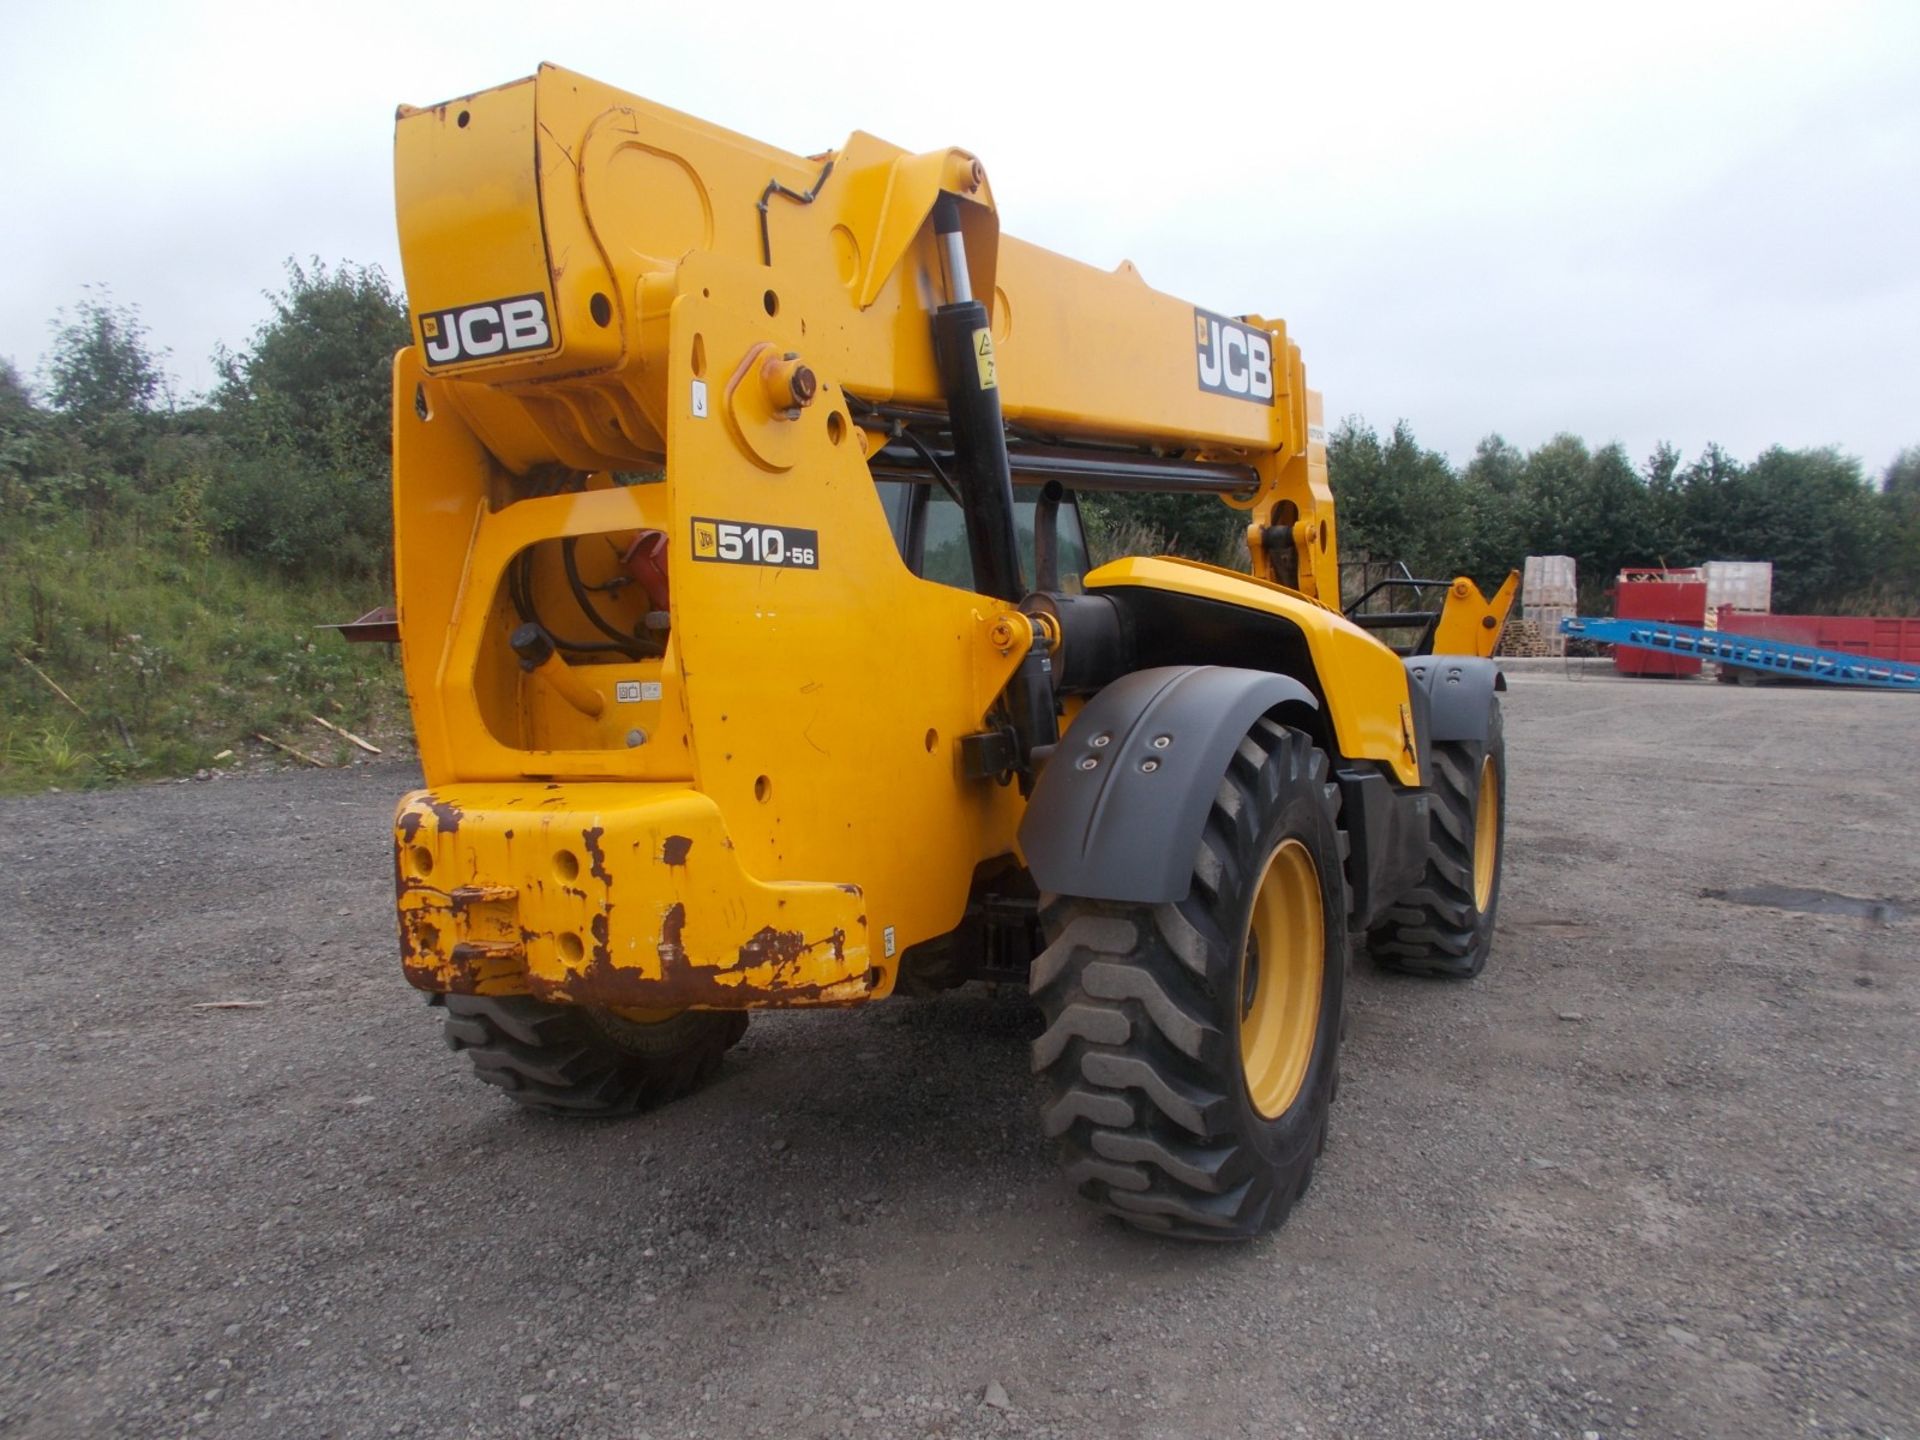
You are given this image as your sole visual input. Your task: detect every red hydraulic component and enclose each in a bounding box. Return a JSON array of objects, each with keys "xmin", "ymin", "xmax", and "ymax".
[{"xmin": 620, "ymin": 529, "xmax": 671, "ymax": 612}]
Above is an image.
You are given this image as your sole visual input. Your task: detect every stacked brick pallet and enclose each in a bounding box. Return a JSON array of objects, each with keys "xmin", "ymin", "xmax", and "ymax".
[{"xmin": 1512, "ymin": 554, "xmax": 1577, "ymax": 657}]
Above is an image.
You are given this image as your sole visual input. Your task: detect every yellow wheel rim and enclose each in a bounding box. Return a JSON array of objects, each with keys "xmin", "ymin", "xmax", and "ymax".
[
  {"xmin": 1238, "ymin": 839, "xmax": 1325, "ymax": 1120},
  {"xmin": 1472, "ymin": 756, "xmax": 1499, "ymax": 912},
  {"xmin": 610, "ymin": 1004, "xmax": 683, "ymax": 1025}
]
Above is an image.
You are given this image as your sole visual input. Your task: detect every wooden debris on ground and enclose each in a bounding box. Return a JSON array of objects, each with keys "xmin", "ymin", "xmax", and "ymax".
[
  {"xmin": 252, "ymin": 732, "xmax": 328, "ymax": 768},
  {"xmin": 308, "ymin": 713, "xmax": 381, "ymax": 754}
]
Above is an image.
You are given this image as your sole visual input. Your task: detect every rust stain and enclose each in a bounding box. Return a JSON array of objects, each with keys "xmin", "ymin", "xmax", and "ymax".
[
  {"xmin": 427, "ymin": 798, "xmax": 463, "ymax": 834},
  {"xmin": 737, "ymin": 925, "xmax": 848, "ymax": 969},
  {"xmin": 524, "ymin": 900, "xmax": 863, "ymax": 1012},
  {"xmin": 658, "ymin": 902, "xmax": 688, "ymax": 967},
  {"xmin": 448, "ymin": 883, "xmax": 515, "ymax": 917},
  {"xmin": 528, "ymin": 967, "xmax": 833, "ymax": 1010},
  {"xmin": 582, "ymin": 826, "xmax": 611, "ymax": 884},
  {"xmin": 397, "ymin": 810, "xmax": 424, "ymax": 843},
  {"xmin": 452, "ymin": 940, "xmax": 520, "ymax": 962},
  {"xmin": 661, "ymin": 834, "xmax": 693, "ymax": 866}
]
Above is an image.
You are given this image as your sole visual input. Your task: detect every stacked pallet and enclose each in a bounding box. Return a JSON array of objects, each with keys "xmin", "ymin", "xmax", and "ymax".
[
  {"xmin": 1519, "ymin": 555, "xmax": 1577, "ymax": 656},
  {"xmin": 1498, "ymin": 618, "xmax": 1561, "ymax": 658}
]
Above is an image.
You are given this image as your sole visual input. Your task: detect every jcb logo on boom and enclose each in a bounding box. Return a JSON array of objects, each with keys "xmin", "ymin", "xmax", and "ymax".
[
  {"xmin": 418, "ymin": 294, "xmax": 553, "ymax": 367},
  {"xmin": 1193, "ymin": 308, "xmax": 1274, "ymax": 405}
]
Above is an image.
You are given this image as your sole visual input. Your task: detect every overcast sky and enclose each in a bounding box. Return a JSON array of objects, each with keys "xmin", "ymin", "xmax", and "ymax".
[{"xmin": 4, "ymin": 0, "xmax": 1916, "ymax": 471}]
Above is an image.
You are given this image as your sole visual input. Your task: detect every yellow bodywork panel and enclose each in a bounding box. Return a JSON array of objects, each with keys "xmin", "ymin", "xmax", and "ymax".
[
  {"xmin": 392, "ymin": 319, "xmax": 1032, "ymax": 1006},
  {"xmin": 386, "ymin": 64, "xmax": 1427, "ymax": 1011},
  {"xmin": 395, "ymin": 786, "xmax": 871, "ymax": 1008},
  {"xmin": 1086, "ymin": 557, "xmax": 1420, "ymax": 787},
  {"xmin": 1433, "ymin": 570, "xmax": 1520, "ymax": 658}
]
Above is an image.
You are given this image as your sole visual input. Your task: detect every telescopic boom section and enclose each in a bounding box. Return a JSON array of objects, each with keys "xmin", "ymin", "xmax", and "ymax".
[{"xmin": 391, "ymin": 64, "xmax": 1337, "ymax": 597}]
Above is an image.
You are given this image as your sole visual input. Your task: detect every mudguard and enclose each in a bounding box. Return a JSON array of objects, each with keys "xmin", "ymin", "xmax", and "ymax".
[
  {"xmin": 1405, "ymin": 655, "xmax": 1506, "ymax": 745},
  {"xmin": 1019, "ymin": 665, "xmax": 1319, "ymax": 905}
]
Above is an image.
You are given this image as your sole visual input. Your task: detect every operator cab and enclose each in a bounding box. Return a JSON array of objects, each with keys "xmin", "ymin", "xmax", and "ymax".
[{"xmin": 874, "ymin": 480, "xmax": 1092, "ymax": 595}]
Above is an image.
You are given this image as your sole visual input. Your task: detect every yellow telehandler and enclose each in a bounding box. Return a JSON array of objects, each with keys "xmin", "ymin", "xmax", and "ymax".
[{"xmin": 380, "ymin": 66, "xmax": 1516, "ymax": 1239}]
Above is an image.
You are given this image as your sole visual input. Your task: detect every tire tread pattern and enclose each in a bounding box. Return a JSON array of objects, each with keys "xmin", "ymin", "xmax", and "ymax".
[
  {"xmin": 442, "ymin": 996, "xmax": 746, "ymax": 1116},
  {"xmin": 1367, "ymin": 706, "xmax": 1503, "ymax": 979},
  {"xmin": 1030, "ymin": 721, "xmax": 1343, "ymax": 1240}
]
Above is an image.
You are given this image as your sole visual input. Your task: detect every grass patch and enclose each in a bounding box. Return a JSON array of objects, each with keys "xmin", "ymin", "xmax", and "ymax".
[{"xmin": 1, "ymin": 515, "xmax": 408, "ymax": 793}]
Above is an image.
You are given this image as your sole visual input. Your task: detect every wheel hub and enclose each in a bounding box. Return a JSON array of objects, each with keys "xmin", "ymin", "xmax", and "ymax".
[
  {"xmin": 1238, "ymin": 838, "xmax": 1324, "ymax": 1119},
  {"xmin": 1472, "ymin": 755, "xmax": 1499, "ymax": 912}
]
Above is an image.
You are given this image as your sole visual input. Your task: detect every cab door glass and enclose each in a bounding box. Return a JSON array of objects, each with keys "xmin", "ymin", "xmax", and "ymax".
[{"xmin": 918, "ymin": 486, "xmax": 1089, "ymax": 594}]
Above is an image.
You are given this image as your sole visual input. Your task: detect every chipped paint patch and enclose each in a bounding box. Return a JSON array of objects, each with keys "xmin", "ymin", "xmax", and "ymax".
[{"xmin": 582, "ymin": 825, "xmax": 612, "ymax": 884}]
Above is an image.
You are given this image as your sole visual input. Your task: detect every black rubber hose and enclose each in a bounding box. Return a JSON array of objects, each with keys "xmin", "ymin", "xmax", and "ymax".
[
  {"xmin": 562, "ymin": 538, "xmax": 645, "ymax": 654},
  {"xmin": 897, "ymin": 425, "xmax": 965, "ymax": 509},
  {"xmin": 513, "ymin": 545, "xmax": 638, "ymax": 657}
]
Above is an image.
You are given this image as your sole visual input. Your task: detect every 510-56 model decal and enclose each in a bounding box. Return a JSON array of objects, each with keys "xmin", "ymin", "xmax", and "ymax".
[{"xmin": 690, "ymin": 517, "xmax": 820, "ymax": 569}]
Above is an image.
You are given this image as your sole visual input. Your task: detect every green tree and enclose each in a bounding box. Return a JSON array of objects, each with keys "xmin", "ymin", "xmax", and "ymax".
[
  {"xmin": 0, "ymin": 358, "xmax": 33, "ymax": 429},
  {"xmin": 1673, "ymin": 443, "xmax": 1743, "ymax": 563},
  {"xmin": 33, "ymin": 292, "xmax": 176, "ymax": 538},
  {"xmin": 1325, "ymin": 417, "xmax": 1463, "ymax": 579},
  {"xmin": 42, "ymin": 289, "xmax": 167, "ymax": 421},
  {"xmin": 1881, "ymin": 447, "xmax": 1920, "ymax": 604},
  {"xmin": 1885, "ymin": 447, "xmax": 1920, "ymax": 505},
  {"xmin": 0, "ymin": 359, "xmax": 44, "ymax": 522},
  {"xmin": 1515, "ymin": 434, "xmax": 1592, "ymax": 558},
  {"xmin": 1732, "ymin": 447, "xmax": 1882, "ymax": 611},
  {"xmin": 1562, "ymin": 442, "xmax": 1652, "ymax": 587},
  {"xmin": 1081, "ymin": 489, "xmax": 1245, "ymax": 564},
  {"xmin": 208, "ymin": 259, "xmax": 410, "ymax": 573},
  {"xmin": 1452, "ymin": 435, "xmax": 1529, "ymax": 588},
  {"xmin": 1640, "ymin": 441, "xmax": 1686, "ymax": 561}
]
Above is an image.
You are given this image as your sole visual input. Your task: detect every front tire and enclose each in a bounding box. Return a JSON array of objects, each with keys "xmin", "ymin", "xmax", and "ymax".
[
  {"xmin": 1029, "ymin": 718, "xmax": 1347, "ymax": 1241},
  {"xmin": 442, "ymin": 995, "xmax": 747, "ymax": 1116},
  {"xmin": 1368, "ymin": 701, "xmax": 1505, "ymax": 978}
]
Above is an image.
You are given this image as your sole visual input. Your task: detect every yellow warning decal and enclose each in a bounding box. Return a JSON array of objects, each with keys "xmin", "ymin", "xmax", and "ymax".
[{"xmin": 973, "ymin": 327, "xmax": 998, "ymax": 391}]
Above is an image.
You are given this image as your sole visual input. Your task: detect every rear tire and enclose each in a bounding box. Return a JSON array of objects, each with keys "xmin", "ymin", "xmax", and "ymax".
[
  {"xmin": 442, "ymin": 995, "xmax": 747, "ymax": 1116},
  {"xmin": 1029, "ymin": 718, "xmax": 1347, "ymax": 1241},
  {"xmin": 1368, "ymin": 700, "xmax": 1505, "ymax": 978}
]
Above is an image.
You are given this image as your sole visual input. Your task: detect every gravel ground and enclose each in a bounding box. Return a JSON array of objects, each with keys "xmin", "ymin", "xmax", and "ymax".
[{"xmin": 1, "ymin": 670, "xmax": 1915, "ymax": 1440}]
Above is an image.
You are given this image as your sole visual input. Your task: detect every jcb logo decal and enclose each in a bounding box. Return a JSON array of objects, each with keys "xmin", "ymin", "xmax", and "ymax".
[
  {"xmin": 418, "ymin": 294, "xmax": 553, "ymax": 367},
  {"xmin": 1194, "ymin": 308, "xmax": 1274, "ymax": 405}
]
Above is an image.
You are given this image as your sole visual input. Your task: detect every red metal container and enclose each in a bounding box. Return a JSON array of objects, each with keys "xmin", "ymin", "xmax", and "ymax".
[
  {"xmin": 1716, "ymin": 608, "xmax": 1920, "ymax": 664},
  {"xmin": 1614, "ymin": 569, "xmax": 1707, "ymax": 676}
]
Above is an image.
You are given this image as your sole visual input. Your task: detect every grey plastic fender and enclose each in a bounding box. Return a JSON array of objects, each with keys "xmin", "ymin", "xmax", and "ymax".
[
  {"xmin": 1019, "ymin": 665, "xmax": 1319, "ymax": 905},
  {"xmin": 1405, "ymin": 655, "xmax": 1506, "ymax": 745}
]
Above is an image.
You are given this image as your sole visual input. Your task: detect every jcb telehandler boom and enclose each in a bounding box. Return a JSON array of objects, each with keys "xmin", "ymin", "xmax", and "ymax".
[{"xmin": 384, "ymin": 65, "xmax": 1514, "ymax": 1239}]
